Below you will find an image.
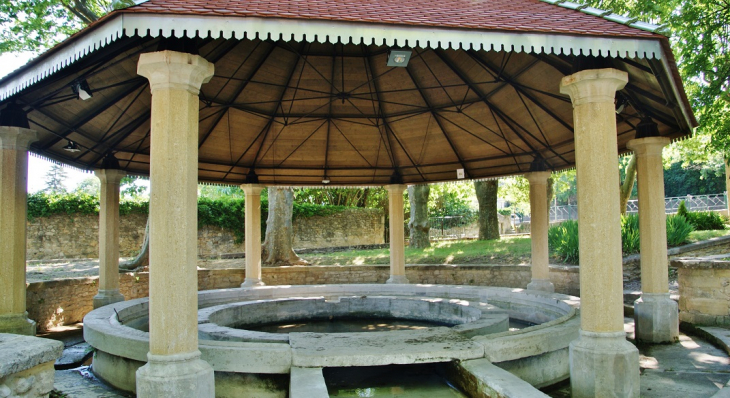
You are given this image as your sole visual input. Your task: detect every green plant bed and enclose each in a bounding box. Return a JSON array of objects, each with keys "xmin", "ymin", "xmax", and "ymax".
[
  {"xmin": 686, "ymin": 229, "xmax": 730, "ymax": 243},
  {"xmin": 303, "ymin": 237, "xmax": 532, "ymax": 266}
]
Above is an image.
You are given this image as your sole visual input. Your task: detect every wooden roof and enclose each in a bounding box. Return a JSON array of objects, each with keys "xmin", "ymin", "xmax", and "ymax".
[{"xmin": 0, "ymin": 0, "xmax": 696, "ymax": 185}]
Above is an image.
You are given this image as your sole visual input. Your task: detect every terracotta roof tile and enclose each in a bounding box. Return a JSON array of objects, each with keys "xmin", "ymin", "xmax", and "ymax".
[{"xmin": 115, "ymin": 0, "xmax": 660, "ymax": 38}]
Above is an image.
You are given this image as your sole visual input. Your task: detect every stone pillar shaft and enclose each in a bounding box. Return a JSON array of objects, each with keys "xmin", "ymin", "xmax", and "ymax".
[
  {"xmin": 93, "ymin": 169, "xmax": 127, "ymax": 308},
  {"xmin": 0, "ymin": 127, "xmax": 37, "ymax": 335},
  {"xmin": 629, "ymin": 138, "xmax": 670, "ymax": 293},
  {"xmin": 561, "ymin": 68, "xmax": 639, "ymax": 398},
  {"xmin": 242, "ymin": 184, "xmax": 264, "ymax": 287},
  {"xmin": 561, "ymin": 69, "xmax": 627, "ymax": 334},
  {"xmin": 526, "ymin": 172, "xmax": 553, "ymax": 292},
  {"xmin": 387, "ymin": 184, "xmax": 408, "ymax": 284},
  {"xmin": 628, "ymin": 137, "xmax": 678, "ymax": 343},
  {"xmin": 136, "ymin": 50, "xmax": 215, "ymax": 397}
]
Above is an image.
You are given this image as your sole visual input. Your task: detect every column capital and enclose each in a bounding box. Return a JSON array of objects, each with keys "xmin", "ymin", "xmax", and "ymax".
[
  {"xmin": 94, "ymin": 168, "xmax": 127, "ymax": 185},
  {"xmin": 0, "ymin": 126, "xmax": 37, "ymax": 150},
  {"xmin": 526, "ymin": 171, "xmax": 551, "ymax": 185},
  {"xmin": 559, "ymin": 68, "xmax": 628, "ymax": 107},
  {"xmin": 137, "ymin": 51, "xmax": 214, "ymax": 94},
  {"xmin": 386, "ymin": 184, "xmax": 406, "ymax": 194},
  {"xmin": 626, "ymin": 136, "xmax": 670, "ymax": 157},
  {"xmin": 241, "ymin": 184, "xmax": 266, "ymax": 196}
]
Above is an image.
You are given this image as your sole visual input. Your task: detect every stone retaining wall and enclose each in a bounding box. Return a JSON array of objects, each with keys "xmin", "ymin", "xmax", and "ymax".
[
  {"xmin": 623, "ymin": 234, "xmax": 730, "ymax": 282},
  {"xmin": 26, "ymin": 208, "xmax": 384, "ymax": 260},
  {"xmin": 26, "ymin": 264, "xmax": 579, "ymax": 332},
  {"xmin": 671, "ymin": 258, "xmax": 730, "ymax": 326}
]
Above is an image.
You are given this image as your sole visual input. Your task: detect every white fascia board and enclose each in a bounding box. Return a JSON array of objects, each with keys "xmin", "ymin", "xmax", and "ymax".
[{"xmin": 1, "ymin": 13, "xmax": 665, "ymax": 101}]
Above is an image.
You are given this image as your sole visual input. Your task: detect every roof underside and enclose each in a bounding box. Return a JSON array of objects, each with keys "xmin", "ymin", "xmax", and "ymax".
[{"xmin": 0, "ymin": 0, "xmax": 695, "ymax": 186}]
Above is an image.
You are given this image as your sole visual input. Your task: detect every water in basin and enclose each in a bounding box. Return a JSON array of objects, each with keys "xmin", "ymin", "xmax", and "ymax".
[
  {"xmin": 325, "ymin": 364, "xmax": 467, "ymax": 397},
  {"xmin": 240, "ymin": 317, "xmax": 453, "ymax": 333}
]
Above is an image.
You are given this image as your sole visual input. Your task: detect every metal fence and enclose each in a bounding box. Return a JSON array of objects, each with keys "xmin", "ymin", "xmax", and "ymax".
[
  {"xmin": 547, "ymin": 193, "xmax": 728, "ymax": 222},
  {"xmin": 428, "ymin": 216, "xmax": 471, "ymax": 240}
]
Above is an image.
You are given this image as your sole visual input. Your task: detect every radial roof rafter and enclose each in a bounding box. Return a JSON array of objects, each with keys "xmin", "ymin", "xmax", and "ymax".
[{"xmin": 0, "ymin": 0, "xmax": 696, "ymax": 185}]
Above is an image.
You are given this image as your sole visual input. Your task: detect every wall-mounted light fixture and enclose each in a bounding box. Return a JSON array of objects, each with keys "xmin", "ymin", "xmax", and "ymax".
[
  {"xmin": 62, "ymin": 140, "xmax": 81, "ymax": 153},
  {"xmin": 72, "ymin": 80, "xmax": 93, "ymax": 100},
  {"xmin": 387, "ymin": 49, "xmax": 412, "ymax": 67}
]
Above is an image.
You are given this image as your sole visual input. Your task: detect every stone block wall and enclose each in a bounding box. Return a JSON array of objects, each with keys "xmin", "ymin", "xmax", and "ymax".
[
  {"xmin": 672, "ymin": 259, "xmax": 730, "ymax": 326},
  {"xmin": 26, "ymin": 264, "xmax": 578, "ymax": 332},
  {"xmin": 26, "ymin": 209, "xmax": 384, "ymax": 260}
]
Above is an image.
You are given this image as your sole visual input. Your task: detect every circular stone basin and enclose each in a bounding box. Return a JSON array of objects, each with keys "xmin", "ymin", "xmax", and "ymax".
[
  {"xmin": 84, "ymin": 284, "xmax": 581, "ymax": 393},
  {"xmin": 197, "ymin": 296, "xmax": 502, "ymax": 343}
]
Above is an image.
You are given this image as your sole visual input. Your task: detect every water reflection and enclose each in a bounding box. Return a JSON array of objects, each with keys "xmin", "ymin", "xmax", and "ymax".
[
  {"xmin": 241, "ymin": 318, "xmax": 451, "ymax": 334},
  {"xmin": 325, "ymin": 364, "xmax": 467, "ymax": 397}
]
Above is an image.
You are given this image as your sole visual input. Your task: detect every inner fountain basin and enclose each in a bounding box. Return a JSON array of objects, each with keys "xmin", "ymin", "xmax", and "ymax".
[{"xmin": 84, "ymin": 284, "xmax": 581, "ymax": 394}]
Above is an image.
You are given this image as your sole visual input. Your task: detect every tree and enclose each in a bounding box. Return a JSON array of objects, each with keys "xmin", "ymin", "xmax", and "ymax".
[
  {"xmin": 408, "ymin": 184, "xmax": 430, "ymax": 248},
  {"xmin": 583, "ymin": 0, "xmax": 730, "ymax": 158},
  {"xmin": 0, "ymin": 0, "xmax": 133, "ymax": 54},
  {"xmin": 619, "ymin": 155, "xmax": 637, "ymax": 215},
  {"xmin": 43, "ymin": 163, "xmax": 68, "ymax": 193},
  {"xmin": 474, "ymin": 180, "xmax": 500, "ymax": 240},
  {"xmin": 261, "ymin": 187, "xmax": 307, "ymax": 266}
]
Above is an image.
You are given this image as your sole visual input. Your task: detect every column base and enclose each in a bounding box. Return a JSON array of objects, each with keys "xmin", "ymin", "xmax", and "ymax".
[
  {"xmin": 634, "ymin": 293, "xmax": 679, "ymax": 344},
  {"xmin": 241, "ymin": 278, "xmax": 265, "ymax": 288},
  {"xmin": 93, "ymin": 289, "xmax": 126, "ymax": 309},
  {"xmin": 0, "ymin": 312, "xmax": 37, "ymax": 335},
  {"xmin": 570, "ymin": 330, "xmax": 639, "ymax": 398},
  {"xmin": 136, "ymin": 351, "xmax": 214, "ymax": 398},
  {"xmin": 526, "ymin": 278, "xmax": 555, "ymax": 293},
  {"xmin": 386, "ymin": 275, "xmax": 409, "ymax": 284}
]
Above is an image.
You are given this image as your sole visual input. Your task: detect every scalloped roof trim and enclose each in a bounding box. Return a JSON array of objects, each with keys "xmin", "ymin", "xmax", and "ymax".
[{"xmin": 1, "ymin": 13, "xmax": 665, "ymax": 101}]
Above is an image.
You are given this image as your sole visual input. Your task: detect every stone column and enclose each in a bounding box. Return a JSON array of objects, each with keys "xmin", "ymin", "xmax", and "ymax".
[
  {"xmin": 526, "ymin": 171, "xmax": 554, "ymax": 292},
  {"xmin": 725, "ymin": 157, "xmax": 730, "ymax": 216},
  {"xmin": 136, "ymin": 51, "xmax": 215, "ymax": 398},
  {"xmin": 0, "ymin": 127, "xmax": 37, "ymax": 335},
  {"xmin": 387, "ymin": 184, "xmax": 408, "ymax": 284},
  {"xmin": 627, "ymin": 137, "xmax": 678, "ymax": 343},
  {"xmin": 241, "ymin": 184, "xmax": 265, "ymax": 287},
  {"xmin": 93, "ymin": 169, "xmax": 127, "ymax": 309},
  {"xmin": 560, "ymin": 69, "xmax": 639, "ymax": 398}
]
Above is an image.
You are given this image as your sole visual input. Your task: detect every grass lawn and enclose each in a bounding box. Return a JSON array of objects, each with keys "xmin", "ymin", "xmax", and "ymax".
[
  {"xmin": 302, "ymin": 236, "xmax": 532, "ymax": 266},
  {"xmin": 686, "ymin": 229, "xmax": 730, "ymax": 243}
]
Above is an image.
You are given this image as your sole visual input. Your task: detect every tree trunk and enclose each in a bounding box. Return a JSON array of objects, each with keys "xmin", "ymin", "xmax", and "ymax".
[
  {"xmin": 262, "ymin": 187, "xmax": 307, "ymax": 266},
  {"xmin": 620, "ymin": 155, "xmax": 637, "ymax": 215},
  {"xmin": 119, "ymin": 217, "xmax": 149, "ymax": 271},
  {"xmin": 408, "ymin": 184, "xmax": 431, "ymax": 248},
  {"xmin": 474, "ymin": 180, "xmax": 500, "ymax": 240}
]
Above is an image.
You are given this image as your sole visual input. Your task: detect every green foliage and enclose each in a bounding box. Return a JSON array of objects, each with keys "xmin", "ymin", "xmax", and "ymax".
[
  {"xmin": 43, "ymin": 164, "xmax": 68, "ymax": 194},
  {"xmin": 548, "ymin": 213, "xmax": 696, "ymax": 261},
  {"xmin": 428, "ymin": 182, "xmax": 477, "ymax": 222},
  {"xmin": 498, "ymin": 209, "xmax": 512, "ymax": 216},
  {"xmin": 621, "ymin": 214, "xmax": 641, "ymax": 254},
  {"xmin": 27, "ymin": 192, "xmax": 347, "ymax": 244},
  {"xmin": 548, "ymin": 220, "xmax": 580, "ymax": 264},
  {"xmin": 666, "ymin": 214, "xmax": 694, "ymax": 246},
  {"xmin": 295, "ymin": 188, "xmax": 371, "ymax": 207},
  {"xmin": 498, "ymin": 176, "xmax": 530, "ymax": 213},
  {"xmin": 684, "ymin": 211, "xmax": 726, "ymax": 231},
  {"xmin": 677, "ymin": 200, "xmax": 689, "ymax": 218},
  {"xmin": 0, "ymin": 0, "xmax": 110, "ymax": 54},
  {"xmin": 27, "ymin": 192, "xmax": 98, "ymax": 220},
  {"xmin": 664, "ymin": 162, "xmax": 725, "ymax": 197},
  {"xmin": 677, "ymin": 200, "xmax": 725, "ymax": 230}
]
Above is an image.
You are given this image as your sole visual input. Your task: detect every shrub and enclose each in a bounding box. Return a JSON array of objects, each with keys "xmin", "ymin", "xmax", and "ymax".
[
  {"xmin": 548, "ymin": 220, "xmax": 580, "ymax": 264},
  {"xmin": 677, "ymin": 200, "xmax": 689, "ymax": 218},
  {"xmin": 684, "ymin": 211, "xmax": 725, "ymax": 231},
  {"xmin": 621, "ymin": 214, "xmax": 641, "ymax": 255},
  {"xmin": 666, "ymin": 214, "xmax": 694, "ymax": 246}
]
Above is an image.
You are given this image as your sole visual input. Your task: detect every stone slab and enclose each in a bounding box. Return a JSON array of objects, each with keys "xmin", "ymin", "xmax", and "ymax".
[
  {"xmin": 0, "ymin": 333, "xmax": 63, "ymax": 376},
  {"xmin": 289, "ymin": 367, "xmax": 328, "ymax": 398},
  {"xmin": 289, "ymin": 328, "xmax": 484, "ymax": 367},
  {"xmin": 453, "ymin": 358, "xmax": 550, "ymax": 398}
]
